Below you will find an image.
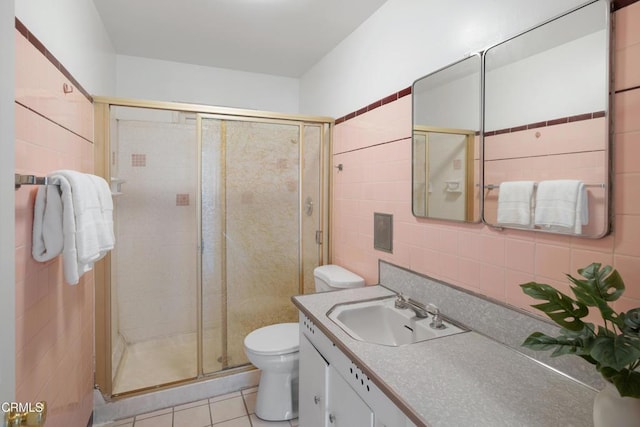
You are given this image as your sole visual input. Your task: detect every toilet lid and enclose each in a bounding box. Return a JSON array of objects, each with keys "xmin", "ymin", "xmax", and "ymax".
[
  {"xmin": 244, "ymin": 323, "xmax": 299, "ymax": 356},
  {"xmin": 314, "ymin": 264, "xmax": 365, "ymax": 288}
]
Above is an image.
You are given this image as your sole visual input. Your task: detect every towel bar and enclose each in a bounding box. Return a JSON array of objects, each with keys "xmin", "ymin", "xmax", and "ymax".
[
  {"xmin": 14, "ymin": 174, "xmax": 57, "ymax": 190},
  {"xmin": 15, "ymin": 173, "xmax": 120, "ymax": 197},
  {"xmin": 482, "ymin": 182, "xmax": 605, "ymax": 190}
]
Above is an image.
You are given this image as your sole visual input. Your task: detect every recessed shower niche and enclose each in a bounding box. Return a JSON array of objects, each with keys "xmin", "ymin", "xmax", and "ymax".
[{"xmin": 93, "ymin": 99, "xmax": 331, "ymax": 397}]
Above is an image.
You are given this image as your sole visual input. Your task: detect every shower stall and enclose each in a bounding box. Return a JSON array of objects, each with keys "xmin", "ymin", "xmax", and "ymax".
[{"xmin": 93, "ymin": 99, "xmax": 331, "ymax": 397}]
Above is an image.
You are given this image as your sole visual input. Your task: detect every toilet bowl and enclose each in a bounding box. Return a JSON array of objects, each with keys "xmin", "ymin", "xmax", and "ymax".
[
  {"xmin": 243, "ymin": 264, "xmax": 364, "ymax": 421},
  {"xmin": 244, "ymin": 323, "xmax": 299, "ymax": 421}
]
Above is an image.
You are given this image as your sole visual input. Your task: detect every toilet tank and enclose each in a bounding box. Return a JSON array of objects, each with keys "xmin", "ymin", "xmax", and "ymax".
[{"xmin": 313, "ymin": 265, "xmax": 365, "ymax": 292}]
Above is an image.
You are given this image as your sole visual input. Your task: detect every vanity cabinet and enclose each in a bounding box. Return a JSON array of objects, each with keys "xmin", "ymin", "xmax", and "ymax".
[
  {"xmin": 328, "ymin": 365, "xmax": 374, "ymax": 426},
  {"xmin": 299, "ymin": 334, "xmax": 329, "ymax": 427},
  {"xmin": 299, "ymin": 313, "xmax": 415, "ymax": 427}
]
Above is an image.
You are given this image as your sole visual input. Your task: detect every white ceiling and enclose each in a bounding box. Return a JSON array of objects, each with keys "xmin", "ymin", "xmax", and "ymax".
[{"xmin": 93, "ymin": 0, "xmax": 389, "ymax": 78}]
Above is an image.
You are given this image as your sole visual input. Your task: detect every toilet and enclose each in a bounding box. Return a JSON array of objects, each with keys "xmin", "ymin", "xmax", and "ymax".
[{"xmin": 243, "ymin": 264, "xmax": 365, "ymax": 421}]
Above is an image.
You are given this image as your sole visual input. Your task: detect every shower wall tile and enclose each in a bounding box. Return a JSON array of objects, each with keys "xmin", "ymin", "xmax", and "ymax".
[
  {"xmin": 114, "ymin": 118, "xmax": 198, "ymax": 344},
  {"xmin": 14, "ymin": 28, "xmax": 94, "ymax": 427},
  {"xmin": 131, "ymin": 153, "xmax": 146, "ymax": 167},
  {"xmin": 331, "ymin": 3, "xmax": 640, "ymax": 315},
  {"xmin": 176, "ymin": 193, "xmax": 190, "ymax": 206}
]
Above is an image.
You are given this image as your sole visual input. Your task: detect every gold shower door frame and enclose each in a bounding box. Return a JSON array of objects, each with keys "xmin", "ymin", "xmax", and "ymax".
[{"xmin": 93, "ymin": 97, "xmax": 332, "ymax": 399}]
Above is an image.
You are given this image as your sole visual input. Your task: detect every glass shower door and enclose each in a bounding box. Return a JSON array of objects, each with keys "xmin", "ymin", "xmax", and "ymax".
[
  {"xmin": 110, "ymin": 106, "xmax": 199, "ymax": 394},
  {"xmin": 200, "ymin": 116, "xmax": 323, "ymax": 373}
]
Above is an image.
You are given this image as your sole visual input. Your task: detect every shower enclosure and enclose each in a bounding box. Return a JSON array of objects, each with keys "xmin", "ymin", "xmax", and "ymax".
[{"xmin": 93, "ymin": 99, "xmax": 331, "ymax": 397}]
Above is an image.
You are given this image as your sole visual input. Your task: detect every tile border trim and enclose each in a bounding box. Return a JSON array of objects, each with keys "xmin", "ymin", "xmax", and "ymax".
[
  {"xmin": 613, "ymin": 0, "xmax": 640, "ymax": 11},
  {"xmin": 15, "ymin": 18, "xmax": 93, "ymax": 102},
  {"xmin": 335, "ymin": 86, "xmax": 411, "ymax": 125},
  {"xmin": 484, "ymin": 110, "xmax": 606, "ymax": 137}
]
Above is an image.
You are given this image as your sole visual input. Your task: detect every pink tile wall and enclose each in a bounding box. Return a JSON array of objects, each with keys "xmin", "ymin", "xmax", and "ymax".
[
  {"xmin": 333, "ymin": 95, "xmax": 412, "ymax": 154},
  {"xmin": 14, "ymin": 28, "xmax": 93, "ymax": 142},
  {"xmin": 332, "ymin": 3, "xmax": 640, "ymax": 317},
  {"xmin": 14, "ymin": 29, "xmax": 94, "ymax": 427}
]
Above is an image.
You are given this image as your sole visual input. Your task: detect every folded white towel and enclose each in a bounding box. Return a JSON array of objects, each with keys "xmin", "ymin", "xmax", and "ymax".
[
  {"xmin": 32, "ymin": 170, "xmax": 115, "ymax": 285},
  {"xmin": 497, "ymin": 181, "xmax": 536, "ymax": 227},
  {"xmin": 534, "ymin": 180, "xmax": 589, "ymax": 234}
]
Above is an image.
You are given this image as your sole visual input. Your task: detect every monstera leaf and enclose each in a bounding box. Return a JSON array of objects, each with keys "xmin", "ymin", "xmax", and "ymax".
[
  {"xmin": 567, "ymin": 263, "xmax": 625, "ymax": 324},
  {"xmin": 591, "ymin": 335, "xmax": 640, "ymax": 371},
  {"xmin": 520, "ymin": 282, "xmax": 588, "ymax": 331},
  {"xmin": 523, "ymin": 328, "xmax": 595, "ymax": 359},
  {"xmin": 623, "ymin": 308, "xmax": 640, "ymax": 337},
  {"xmin": 599, "ymin": 367, "xmax": 640, "ymax": 398}
]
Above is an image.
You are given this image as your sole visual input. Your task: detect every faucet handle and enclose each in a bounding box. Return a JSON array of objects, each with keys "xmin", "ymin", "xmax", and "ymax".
[
  {"xmin": 427, "ymin": 304, "xmax": 445, "ymax": 329},
  {"xmin": 394, "ymin": 293, "xmax": 406, "ymax": 308}
]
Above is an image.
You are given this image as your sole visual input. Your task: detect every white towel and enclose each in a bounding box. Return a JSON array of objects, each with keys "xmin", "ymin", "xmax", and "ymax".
[
  {"xmin": 497, "ymin": 181, "xmax": 536, "ymax": 227},
  {"xmin": 32, "ymin": 184, "xmax": 64, "ymax": 262},
  {"xmin": 32, "ymin": 170, "xmax": 115, "ymax": 285},
  {"xmin": 534, "ymin": 180, "xmax": 589, "ymax": 234}
]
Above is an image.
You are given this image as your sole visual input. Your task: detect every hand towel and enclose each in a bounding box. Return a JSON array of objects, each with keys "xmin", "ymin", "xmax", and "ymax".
[
  {"xmin": 32, "ymin": 170, "xmax": 115, "ymax": 285},
  {"xmin": 32, "ymin": 184, "xmax": 64, "ymax": 262},
  {"xmin": 497, "ymin": 181, "xmax": 536, "ymax": 227},
  {"xmin": 534, "ymin": 180, "xmax": 589, "ymax": 234}
]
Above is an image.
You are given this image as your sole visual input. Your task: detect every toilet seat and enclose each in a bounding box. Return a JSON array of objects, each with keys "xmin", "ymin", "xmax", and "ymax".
[{"xmin": 244, "ymin": 323, "xmax": 299, "ymax": 356}]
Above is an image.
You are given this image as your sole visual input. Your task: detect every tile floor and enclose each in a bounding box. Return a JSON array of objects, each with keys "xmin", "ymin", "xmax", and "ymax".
[{"xmin": 95, "ymin": 388, "xmax": 299, "ymax": 427}]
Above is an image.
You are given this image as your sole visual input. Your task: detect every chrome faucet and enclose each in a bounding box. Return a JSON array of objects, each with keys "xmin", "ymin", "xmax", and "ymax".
[
  {"xmin": 394, "ymin": 293, "xmax": 429, "ymax": 318},
  {"xmin": 395, "ymin": 294, "xmax": 445, "ymax": 329}
]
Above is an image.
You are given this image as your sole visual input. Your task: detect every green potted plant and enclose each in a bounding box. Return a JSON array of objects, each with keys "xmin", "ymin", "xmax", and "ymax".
[{"xmin": 520, "ymin": 263, "xmax": 640, "ymax": 426}]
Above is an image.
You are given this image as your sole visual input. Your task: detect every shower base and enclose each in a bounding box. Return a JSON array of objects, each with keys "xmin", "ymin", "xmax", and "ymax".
[{"xmin": 113, "ymin": 329, "xmax": 247, "ymax": 395}]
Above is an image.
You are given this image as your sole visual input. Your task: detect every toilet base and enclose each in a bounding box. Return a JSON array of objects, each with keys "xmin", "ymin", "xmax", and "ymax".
[{"xmin": 255, "ymin": 370, "xmax": 299, "ymax": 421}]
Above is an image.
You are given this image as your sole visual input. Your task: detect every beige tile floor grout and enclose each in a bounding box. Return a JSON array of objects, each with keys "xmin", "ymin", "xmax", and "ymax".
[{"xmin": 96, "ymin": 387, "xmax": 299, "ymax": 427}]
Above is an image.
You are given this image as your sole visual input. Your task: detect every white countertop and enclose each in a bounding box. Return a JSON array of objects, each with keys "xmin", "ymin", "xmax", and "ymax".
[{"xmin": 293, "ymin": 285, "xmax": 596, "ymax": 427}]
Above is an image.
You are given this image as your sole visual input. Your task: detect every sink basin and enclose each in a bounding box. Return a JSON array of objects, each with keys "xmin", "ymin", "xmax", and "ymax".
[{"xmin": 327, "ymin": 296, "xmax": 466, "ymax": 346}]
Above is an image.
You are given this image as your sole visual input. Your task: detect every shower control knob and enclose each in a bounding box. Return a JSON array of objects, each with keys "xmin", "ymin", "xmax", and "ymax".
[
  {"xmin": 329, "ymin": 413, "xmax": 336, "ymax": 423},
  {"xmin": 313, "ymin": 395, "xmax": 321, "ymax": 405}
]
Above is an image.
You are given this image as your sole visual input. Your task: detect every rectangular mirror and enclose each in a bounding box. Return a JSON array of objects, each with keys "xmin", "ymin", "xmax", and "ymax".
[
  {"xmin": 482, "ymin": 0, "xmax": 610, "ymax": 237},
  {"xmin": 412, "ymin": 54, "xmax": 481, "ymax": 222}
]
